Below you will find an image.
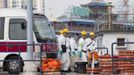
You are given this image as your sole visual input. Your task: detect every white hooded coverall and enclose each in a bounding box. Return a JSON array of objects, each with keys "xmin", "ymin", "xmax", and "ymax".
[
  {"xmin": 70, "ymin": 37, "xmax": 78, "ymax": 55},
  {"xmin": 59, "ymin": 34, "xmax": 70, "ymax": 71},
  {"xmin": 83, "ymin": 38, "xmax": 97, "ymax": 69},
  {"xmin": 83, "ymin": 38, "xmax": 96, "ymax": 52},
  {"xmin": 69, "ymin": 37, "xmax": 79, "ymax": 67},
  {"xmin": 78, "ymin": 37, "xmax": 87, "ymax": 62}
]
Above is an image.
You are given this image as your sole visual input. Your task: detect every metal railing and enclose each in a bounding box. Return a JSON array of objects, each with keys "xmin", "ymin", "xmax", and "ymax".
[
  {"xmin": 51, "ymin": 22, "xmax": 94, "ymax": 33},
  {"xmin": 0, "ymin": 43, "xmax": 110, "ymax": 74},
  {"xmin": 111, "ymin": 42, "xmax": 134, "ymax": 74},
  {"xmin": 0, "ymin": 43, "xmax": 58, "ymax": 75}
]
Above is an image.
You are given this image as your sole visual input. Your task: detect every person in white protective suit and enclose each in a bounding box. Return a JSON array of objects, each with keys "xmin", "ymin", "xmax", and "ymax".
[
  {"xmin": 69, "ymin": 34, "xmax": 79, "ymax": 71},
  {"xmin": 59, "ymin": 28, "xmax": 71, "ymax": 72},
  {"xmin": 78, "ymin": 31, "xmax": 87, "ymax": 62},
  {"xmin": 83, "ymin": 32, "xmax": 98, "ymax": 70}
]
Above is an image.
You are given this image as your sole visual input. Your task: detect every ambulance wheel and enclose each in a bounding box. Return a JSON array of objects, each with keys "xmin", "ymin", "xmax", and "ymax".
[{"xmin": 6, "ymin": 56, "xmax": 23, "ymax": 74}]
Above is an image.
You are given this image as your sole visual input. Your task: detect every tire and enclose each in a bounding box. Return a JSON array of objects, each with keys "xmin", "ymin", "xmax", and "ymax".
[{"xmin": 5, "ymin": 56, "xmax": 23, "ymax": 74}]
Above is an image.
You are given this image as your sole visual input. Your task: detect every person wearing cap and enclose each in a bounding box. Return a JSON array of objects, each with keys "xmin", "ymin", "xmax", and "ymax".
[
  {"xmin": 78, "ymin": 31, "xmax": 87, "ymax": 62},
  {"xmin": 59, "ymin": 28, "xmax": 71, "ymax": 72}
]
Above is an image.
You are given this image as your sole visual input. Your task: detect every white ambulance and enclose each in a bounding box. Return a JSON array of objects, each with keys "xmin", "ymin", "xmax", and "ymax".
[{"xmin": 0, "ymin": 9, "xmax": 57, "ymax": 74}]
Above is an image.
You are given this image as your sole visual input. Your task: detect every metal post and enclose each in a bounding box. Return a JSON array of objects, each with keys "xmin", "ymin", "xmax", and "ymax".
[
  {"xmin": 108, "ymin": 2, "xmax": 112, "ymax": 30},
  {"xmin": 27, "ymin": 0, "xmax": 33, "ymax": 60},
  {"xmin": 111, "ymin": 43, "xmax": 114, "ymax": 74},
  {"xmin": 3, "ymin": 0, "xmax": 7, "ymax": 8}
]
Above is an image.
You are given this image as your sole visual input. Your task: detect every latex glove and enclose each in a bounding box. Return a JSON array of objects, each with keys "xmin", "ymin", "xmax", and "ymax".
[
  {"xmin": 72, "ymin": 51, "xmax": 76, "ymax": 56},
  {"xmin": 58, "ymin": 50, "xmax": 62, "ymax": 54},
  {"xmin": 78, "ymin": 51, "xmax": 82, "ymax": 57}
]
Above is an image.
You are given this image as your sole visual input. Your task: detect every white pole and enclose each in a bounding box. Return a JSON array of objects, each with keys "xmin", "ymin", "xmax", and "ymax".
[
  {"xmin": 91, "ymin": 52, "xmax": 95, "ymax": 75},
  {"xmin": 3, "ymin": 0, "xmax": 7, "ymax": 8},
  {"xmin": 27, "ymin": 0, "xmax": 33, "ymax": 60}
]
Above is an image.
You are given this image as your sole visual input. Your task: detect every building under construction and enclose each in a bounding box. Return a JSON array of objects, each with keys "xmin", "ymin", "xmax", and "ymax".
[{"xmin": 51, "ymin": 0, "xmax": 109, "ymax": 34}]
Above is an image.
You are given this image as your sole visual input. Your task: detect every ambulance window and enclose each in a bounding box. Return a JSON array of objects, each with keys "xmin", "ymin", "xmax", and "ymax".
[
  {"xmin": 0, "ymin": 17, "xmax": 4, "ymax": 39},
  {"xmin": 9, "ymin": 19, "xmax": 27, "ymax": 40}
]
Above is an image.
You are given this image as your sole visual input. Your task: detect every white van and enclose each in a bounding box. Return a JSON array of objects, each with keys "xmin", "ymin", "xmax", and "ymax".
[{"xmin": 0, "ymin": 9, "xmax": 57, "ymax": 74}]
